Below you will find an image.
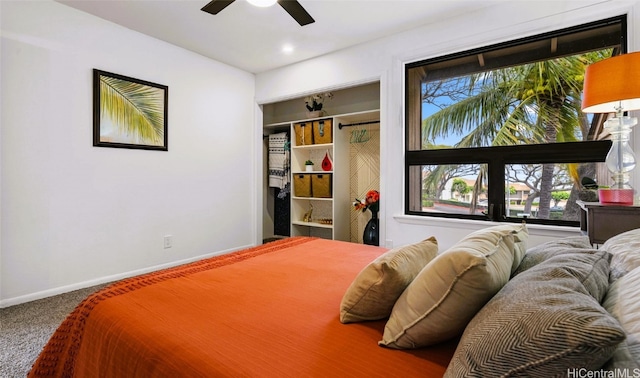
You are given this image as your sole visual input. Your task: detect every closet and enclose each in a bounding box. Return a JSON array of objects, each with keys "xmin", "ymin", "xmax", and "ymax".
[{"xmin": 262, "ymin": 82, "xmax": 380, "ymax": 243}]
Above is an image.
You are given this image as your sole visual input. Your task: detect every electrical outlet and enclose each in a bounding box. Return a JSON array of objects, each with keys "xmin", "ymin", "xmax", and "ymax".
[
  {"xmin": 163, "ymin": 235, "xmax": 173, "ymax": 249},
  {"xmin": 385, "ymin": 239, "xmax": 393, "ymax": 248}
]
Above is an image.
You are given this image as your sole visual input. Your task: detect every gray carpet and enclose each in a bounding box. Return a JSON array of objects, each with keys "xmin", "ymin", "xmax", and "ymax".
[{"xmin": 0, "ymin": 284, "xmax": 107, "ymax": 378}]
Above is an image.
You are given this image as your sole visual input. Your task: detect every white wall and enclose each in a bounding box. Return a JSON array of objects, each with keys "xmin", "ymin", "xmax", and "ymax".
[
  {"xmin": 256, "ymin": 0, "xmax": 640, "ymax": 251},
  {"xmin": 0, "ymin": 1, "xmax": 256, "ymax": 306}
]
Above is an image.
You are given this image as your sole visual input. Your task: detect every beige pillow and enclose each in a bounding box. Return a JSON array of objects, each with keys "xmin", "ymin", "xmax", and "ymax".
[
  {"xmin": 379, "ymin": 224, "xmax": 528, "ymax": 349},
  {"xmin": 339, "ymin": 237, "xmax": 439, "ymax": 323}
]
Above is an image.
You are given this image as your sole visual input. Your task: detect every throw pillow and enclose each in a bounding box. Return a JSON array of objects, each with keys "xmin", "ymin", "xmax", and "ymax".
[
  {"xmin": 379, "ymin": 224, "xmax": 528, "ymax": 349},
  {"xmin": 602, "ymin": 228, "xmax": 640, "ymax": 281},
  {"xmin": 512, "ymin": 235, "xmax": 593, "ymax": 277},
  {"xmin": 339, "ymin": 237, "xmax": 439, "ymax": 323},
  {"xmin": 603, "ymin": 266, "xmax": 640, "ymax": 370},
  {"xmin": 445, "ymin": 249, "xmax": 624, "ymax": 377}
]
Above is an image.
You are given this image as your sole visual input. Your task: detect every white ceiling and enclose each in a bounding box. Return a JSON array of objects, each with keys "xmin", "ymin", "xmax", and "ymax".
[{"xmin": 57, "ymin": 0, "xmax": 496, "ymax": 74}]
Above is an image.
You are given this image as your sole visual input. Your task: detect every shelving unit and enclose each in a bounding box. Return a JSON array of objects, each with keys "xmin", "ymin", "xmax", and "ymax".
[
  {"xmin": 284, "ymin": 110, "xmax": 379, "ymax": 241},
  {"xmin": 289, "ymin": 117, "xmax": 336, "ymax": 239}
]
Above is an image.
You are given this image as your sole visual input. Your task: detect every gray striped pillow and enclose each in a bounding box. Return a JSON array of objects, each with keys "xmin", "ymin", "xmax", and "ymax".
[
  {"xmin": 445, "ymin": 249, "xmax": 625, "ymax": 377},
  {"xmin": 512, "ymin": 235, "xmax": 593, "ymax": 277},
  {"xmin": 602, "ymin": 266, "xmax": 640, "ymax": 370}
]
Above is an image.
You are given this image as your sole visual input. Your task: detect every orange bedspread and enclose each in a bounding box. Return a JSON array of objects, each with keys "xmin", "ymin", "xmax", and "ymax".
[{"xmin": 29, "ymin": 237, "xmax": 456, "ymax": 377}]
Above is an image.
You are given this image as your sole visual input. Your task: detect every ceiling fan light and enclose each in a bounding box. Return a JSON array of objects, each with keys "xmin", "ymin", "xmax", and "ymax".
[{"xmin": 247, "ymin": 0, "xmax": 277, "ymax": 7}]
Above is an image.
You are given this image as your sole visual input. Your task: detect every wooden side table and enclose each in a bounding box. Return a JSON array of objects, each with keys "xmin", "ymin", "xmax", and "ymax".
[{"xmin": 577, "ymin": 201, "xmax": 640, "ymax": 244}]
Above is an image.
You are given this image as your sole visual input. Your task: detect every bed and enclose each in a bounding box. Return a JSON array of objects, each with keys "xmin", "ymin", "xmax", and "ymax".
[
  {"xmin": 29, "ymin": 225, "xmax": 640, "ymax": 377},
  {"xmin": 28, "ymin": 237, "xmax": 456, "ymax": 377}
]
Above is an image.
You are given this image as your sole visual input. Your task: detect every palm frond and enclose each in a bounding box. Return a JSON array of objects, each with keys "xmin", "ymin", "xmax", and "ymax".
[
  {"xmin": 100, "ymin": 76, "xmax": 165, "ymax": 144},
  {"xmin": 422, "ymin": 85, "xmax": 513, "ymax": 147},
  {"xmin": 421, "ymin": 50, "xmax": 616, "ymax": 150}
]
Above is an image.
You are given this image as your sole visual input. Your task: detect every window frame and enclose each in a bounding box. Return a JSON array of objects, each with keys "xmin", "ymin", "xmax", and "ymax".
[
  {"xmin": 404, "ymin": 15, "xmax": 627, "ymax": 226},
  {"xmin": 405, "ymin": 141, "xmax": 612, "ymax": 225}
]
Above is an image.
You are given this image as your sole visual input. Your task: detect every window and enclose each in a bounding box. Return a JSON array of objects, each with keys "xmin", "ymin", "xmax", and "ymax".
[{"xmin": 405, "ymin": 16, "xmax": 626, "ymax": 226}]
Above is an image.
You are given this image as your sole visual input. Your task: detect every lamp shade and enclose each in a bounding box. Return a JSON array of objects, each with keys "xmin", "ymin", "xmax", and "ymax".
[{"xmin": 582, "ymin": 51, "xmax": 640, "ymax": 113}]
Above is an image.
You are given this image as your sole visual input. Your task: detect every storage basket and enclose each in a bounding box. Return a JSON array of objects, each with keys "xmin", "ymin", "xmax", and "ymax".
[
  {"xmin": 294, "ymin": 122, "xmax": 313, "ymax": 146},
  {"xmin": 312, "ymin": 119, "xmax": 333, "ymax": 144},
  {"xmin": 311, "ymin": 174, "xmax": 332, "ymax": 198},
  {"xmin": 293, "ymin": 174, "xmax": 312, "ymax": 197}
]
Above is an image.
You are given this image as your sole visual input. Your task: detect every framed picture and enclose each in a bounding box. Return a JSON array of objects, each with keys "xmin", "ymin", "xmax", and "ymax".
[{"xmin": 93, "ymin": 69, "xmax": 168, "ymax": 151}]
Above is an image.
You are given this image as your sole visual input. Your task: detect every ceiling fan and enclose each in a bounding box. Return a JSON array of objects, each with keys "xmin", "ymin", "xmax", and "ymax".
[{"xmin": 201, "ymin": 0, "xmax": 315, "ymax": 26}]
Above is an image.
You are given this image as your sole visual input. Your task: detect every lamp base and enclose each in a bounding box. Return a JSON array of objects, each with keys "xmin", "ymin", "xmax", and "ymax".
[{"xmin": 598, "ymin": 188, "xmax": 634, "ymax": 205}]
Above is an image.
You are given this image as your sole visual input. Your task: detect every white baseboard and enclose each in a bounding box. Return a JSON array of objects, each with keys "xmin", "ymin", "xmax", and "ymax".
[{"xmin": 0, "ymin": 244, "xmax": 253, "ymax": 308}]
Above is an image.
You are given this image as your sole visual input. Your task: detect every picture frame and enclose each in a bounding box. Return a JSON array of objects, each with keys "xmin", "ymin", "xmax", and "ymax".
[{"xmin": 93, "ymin": 69, "xmax": 168, "ymax": 151}]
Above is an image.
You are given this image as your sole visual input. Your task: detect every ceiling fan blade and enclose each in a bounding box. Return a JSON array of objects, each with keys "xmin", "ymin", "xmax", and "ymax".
[
  {"xmin": 201, "ymin": 0, "xmax": 235, "ymax": 15},
  {"xmin": 278, "ymin": 0, "xmax": 315, "ymax": 26}
]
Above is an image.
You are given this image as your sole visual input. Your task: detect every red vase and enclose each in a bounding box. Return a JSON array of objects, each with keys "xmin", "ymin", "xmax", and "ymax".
[{"xmin": 321, "ymin": 152, "xmax": 332, "ymax": 171}]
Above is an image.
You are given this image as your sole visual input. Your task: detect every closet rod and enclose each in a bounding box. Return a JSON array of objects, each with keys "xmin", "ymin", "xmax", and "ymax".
[{"xmin": 338, "ymin": 120, "xmax": 380, "ymax": 129}]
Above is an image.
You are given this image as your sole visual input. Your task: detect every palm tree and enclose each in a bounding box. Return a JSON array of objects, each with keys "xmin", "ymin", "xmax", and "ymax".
[
  {"xmin": 99, "ymin": 76, "xmax": 165, "ymax": 145},
  {"xmin": 421, "ymin": 50, "xmax": 612, "ymax": 219}
]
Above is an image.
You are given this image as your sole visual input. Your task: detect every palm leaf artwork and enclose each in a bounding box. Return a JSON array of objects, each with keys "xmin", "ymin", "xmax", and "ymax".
[{"xmin": 96, "ymin": 71, "xmax": 166, "ymax": 148}]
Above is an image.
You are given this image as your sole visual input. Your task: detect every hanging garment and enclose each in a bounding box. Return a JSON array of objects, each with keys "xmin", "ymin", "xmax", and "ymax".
[{"xmin": 268, "ymin": 132, "xmax": 290, "ymax": 191}]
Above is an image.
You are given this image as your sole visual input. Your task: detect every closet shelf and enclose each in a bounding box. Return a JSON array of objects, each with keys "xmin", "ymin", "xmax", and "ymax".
[
  {"xmin": 292, "ymin": 143, "xmax": 332, "ymax": 150},
  {"xmin": 292, "ymin": 170, "xmax": 333, "ymax": 174},
  {"xmin": 292, "ymin": 196, "xmax": 333, "ymax": 201},
  {"xmin": 292, "ymin": 221, "xmax": 333, "ymax": 229}
]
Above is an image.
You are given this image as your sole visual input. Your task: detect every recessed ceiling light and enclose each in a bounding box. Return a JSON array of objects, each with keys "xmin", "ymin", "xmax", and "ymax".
[
  {"xmin": 282, "ymin": 44, "xmax": 294, "ymax": 54},
  {"xmin": 247, "ymin": 0, "xmax": 277, "ymax": 7}
]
